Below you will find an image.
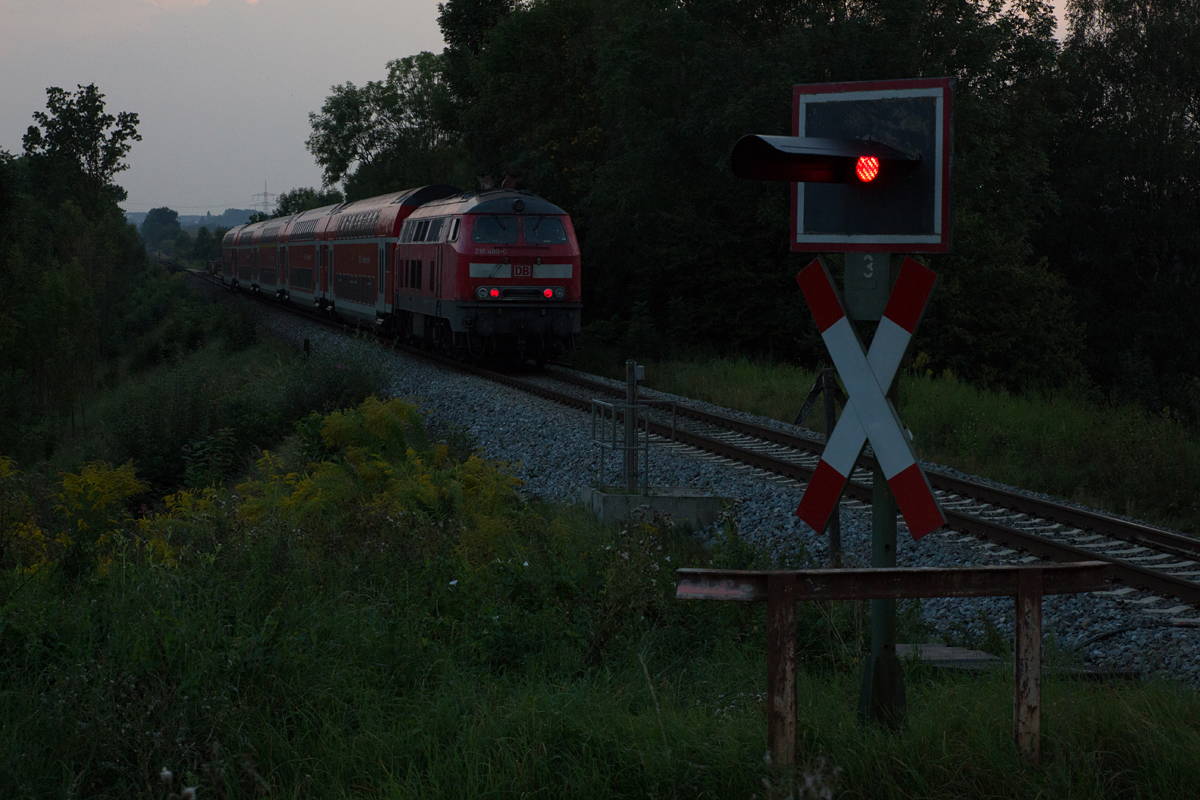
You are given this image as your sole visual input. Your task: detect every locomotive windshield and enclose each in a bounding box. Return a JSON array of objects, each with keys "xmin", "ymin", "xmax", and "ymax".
[
  {"xmin": 472, "ymin": 215, "xmax": 519, "ymax": 244},
  {"xmin": 523, "ymin": 216, "xmax": 568, "ymax": 244}
]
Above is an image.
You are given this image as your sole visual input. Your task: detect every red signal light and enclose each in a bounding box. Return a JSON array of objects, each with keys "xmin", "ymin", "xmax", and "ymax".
[
  {"xmin": 489, "ymin": 288, "xmax": 500, "ymax": 298},
  {"xmin": 543, "ymin": 288, "xmax": 554, "ymax": 298},
  {"xmin": 855, "ymin": 156, "xmax": 880, "ymax": 183}
]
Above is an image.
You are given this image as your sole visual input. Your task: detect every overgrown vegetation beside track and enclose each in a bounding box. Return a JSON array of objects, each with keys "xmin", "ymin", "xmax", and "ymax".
[
  {"xmin": 574, "ymin": 351, "xmax": 1200, "ymax": 535},
  {"xmin": 51, "ymin": 324, "xmax": 391, "ymax": 493},
  {"xmin": 2, "ymin": 392, "xmax": 1198, "ymax": 797}
]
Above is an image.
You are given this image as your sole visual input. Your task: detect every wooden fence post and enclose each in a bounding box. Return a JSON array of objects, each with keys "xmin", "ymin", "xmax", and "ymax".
[
  {"xmin": 766, "ymin": 574, "xmax": 797, "ymax": 766},
  {"xmin": 1014, "ymin": 568, "xmax": 1043, "ymax": 764}
]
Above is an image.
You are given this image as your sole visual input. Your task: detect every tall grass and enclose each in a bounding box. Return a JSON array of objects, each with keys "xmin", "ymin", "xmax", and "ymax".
[
  {"xmin": 2, "ymin": 398, "xmax": 1198, "ymax": 797},
  {"xmin": 50, "ymin": 333, "xmax": 392, "ymax": 492},
  {"xmin": 575, "ymin": 354, "xmax": 1200, "ymax": 533}
]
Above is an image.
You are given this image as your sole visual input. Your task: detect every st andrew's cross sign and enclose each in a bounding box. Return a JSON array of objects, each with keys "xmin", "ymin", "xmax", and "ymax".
[{"xmin": 794, "ymin": 256, "xmax": 945, "ymax": 539}]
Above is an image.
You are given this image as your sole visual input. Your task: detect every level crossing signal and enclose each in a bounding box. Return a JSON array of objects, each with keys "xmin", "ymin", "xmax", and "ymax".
[
  {"xmin": 730, "ymin": 77, "xmax": 953, "ymax": 253},
  {"xmin": 731, "ymin": 76, "xmax": 955, "ymax": 728}
]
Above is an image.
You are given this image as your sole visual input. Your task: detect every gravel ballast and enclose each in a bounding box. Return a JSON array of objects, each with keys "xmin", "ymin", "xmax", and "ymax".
[{"xmin": 238, "ymin": 293, "xmax": 1200, "ymax": 688}]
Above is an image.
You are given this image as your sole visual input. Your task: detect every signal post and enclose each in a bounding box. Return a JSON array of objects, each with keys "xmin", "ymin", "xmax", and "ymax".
[{"xmin": 731, "ymin": 77, "xmax": 954, "ymax": 728}]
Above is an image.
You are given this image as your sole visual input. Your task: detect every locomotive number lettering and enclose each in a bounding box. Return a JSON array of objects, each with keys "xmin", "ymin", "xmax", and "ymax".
[
  {"xmin": 475, "ymin": 248, "xmax": 507, "ymax": 255},
  {"xmin": 513, "ymin": 265, "xmax": 532, "ymax": 278}
]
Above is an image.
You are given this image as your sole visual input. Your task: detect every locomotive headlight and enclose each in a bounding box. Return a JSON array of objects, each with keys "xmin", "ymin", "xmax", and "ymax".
[
  {"xmin": 554, "ymin": 287, "xmax": 565, "ymax": 299},
  {"xmin": 476, "ymin": 287, "xmax": 489, "ymax": 300}
]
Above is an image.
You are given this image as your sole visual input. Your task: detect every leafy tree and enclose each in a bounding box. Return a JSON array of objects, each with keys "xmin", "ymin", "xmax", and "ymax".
[
  {"xmin": 172, "ymin": 230, "xmax": 193, "ymax": 260},
  {"xmin": 1, "ymin": 87, "xmax": 149, "ymax": 460},
  {"xmin": 1038, "ymin": 0, "xmax": 1200, "ymax": 415},
  {"xmin": 306, "ymin": 52, "xmax": 464, "ymax": 199},
  {"xmin": 275, "ymin": 186, "xmax": 345, "ymax": 217},
  {"xmin": 141, "ymin": 207, "xmax": 182, "ymax": 252},
  {"xmin": 22, "ymin": 84, "xmax": 140, "ymax": 205},
  {"xmin": 191, "ymin": 226, "xmax": 226, "ymax": 263},
  {"xmin": 437, "ymin": 0, "xmax": 517, "ymax": 134},
  {"xmin": 455, "ymin": 0, "xmax": 1082, "ymax": 387}
]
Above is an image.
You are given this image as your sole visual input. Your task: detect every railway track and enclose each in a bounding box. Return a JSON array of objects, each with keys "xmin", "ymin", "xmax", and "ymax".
[
  {"xmin": 519, "ymin": 367, "xmax": 1200, "ymax": 615},
  {"xmin": 190, "ymin": 268, "xmax": 1200, "ymax": 617}
]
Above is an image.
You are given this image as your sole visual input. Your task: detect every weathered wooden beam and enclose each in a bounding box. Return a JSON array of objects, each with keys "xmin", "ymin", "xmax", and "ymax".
[{"xmin": 675, "ymin": 563, "xmax": 1111, "ymax": 602}]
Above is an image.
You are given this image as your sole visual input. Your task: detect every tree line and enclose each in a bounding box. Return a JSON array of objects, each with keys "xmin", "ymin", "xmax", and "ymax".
[
  {"xmin": 0, "ymin": 85, "xmax": 153, "ymax": 460},
  {"xmin": 295, "ymin": 0, "xmax": 1199, "ymax": 420}
]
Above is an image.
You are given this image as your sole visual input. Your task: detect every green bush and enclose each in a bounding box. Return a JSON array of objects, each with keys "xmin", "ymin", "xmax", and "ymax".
[
  {"xmin": 56, "ymin": 334, "xmax": 392, "ymax": 492},
  {"xmin": 1, "ymin": 399, "xmax": 1198, "ymax": 798}
]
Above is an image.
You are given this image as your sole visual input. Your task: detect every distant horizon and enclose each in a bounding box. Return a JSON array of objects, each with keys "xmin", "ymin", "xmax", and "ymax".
[{"xmin": 1, "ymin": 0, "xmax": 445, "ymax": 217}]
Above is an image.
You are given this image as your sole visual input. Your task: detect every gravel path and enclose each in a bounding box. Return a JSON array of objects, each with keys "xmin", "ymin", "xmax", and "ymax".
[{"xmin": 234, "ymin": 288, "xmax": 1199, "ymax": 688}]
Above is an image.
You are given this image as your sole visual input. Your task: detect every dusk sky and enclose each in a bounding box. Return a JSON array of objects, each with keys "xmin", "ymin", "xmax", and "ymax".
[{"xmin": 1, "ymin": 0, "xmax": 1070, "ymax": 218}]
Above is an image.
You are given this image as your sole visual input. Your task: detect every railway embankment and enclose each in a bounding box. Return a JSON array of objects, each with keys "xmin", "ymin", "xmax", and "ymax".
[
  {"xmin": 5, "ymin": 279, "xmax": 1197, "ymax": 797},
  {"xmin": 238, "ymin": 290, "xmax": 1200, "ymax": 686}
]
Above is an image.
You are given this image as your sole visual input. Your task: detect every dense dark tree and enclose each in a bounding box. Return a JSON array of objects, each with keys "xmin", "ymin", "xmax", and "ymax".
[
  {"xmin": 306, "ymin": 52, "xmax": 463, "ymax": 200},
  {"xmin": 437, "ymin": 0, "xmax": 516, "ymax": 103},
  {"xmin": 453, "ymin": 0, "xmax": 1082, "ymax": 387},
  {"xmin": 1038, "ymin": 0, "xmax": 1200, "ymax": 415},
  {"xmin": 140, "ymin": 207, "xmax": 183, "ymax": 252},
  {"xmin": 191, "ymin": 226, "xmax": 226, "ymax": 263},
  {"xmin": 2, "ymin": 85, "xmax": 147, "ymax": 458},
  {"xmin": 22, "ymin": 84, "xmax": 141, "ymax": 206}
]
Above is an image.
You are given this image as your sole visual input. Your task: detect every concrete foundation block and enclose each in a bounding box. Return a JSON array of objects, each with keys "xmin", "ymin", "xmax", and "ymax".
[{"xmin": 579, "ymin": 486, "xmax": 732, "ymax": 530}]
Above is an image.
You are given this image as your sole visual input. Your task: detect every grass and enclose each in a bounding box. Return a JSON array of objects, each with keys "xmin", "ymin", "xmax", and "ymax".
[
  {"xmin": 574, "ymin": 351, "xmax": 1200, "ymax": 534},
  {"xmin": 2, "ymin": 392, "xmax": 1199, "ymax": 797},
  {"xmin": 47, "ymin": 328, "xmax": 392, "ymax": 493},
  {"xmin": 2, "ymin": 289, "xmax": 1197, "ymax": 796}
]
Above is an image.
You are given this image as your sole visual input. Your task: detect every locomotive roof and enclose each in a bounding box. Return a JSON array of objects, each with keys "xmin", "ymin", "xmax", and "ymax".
[
  {"xmin": 222, "ymin": 187, "xmax": 565, "ymax": 245},
  {"xmin": 328, "ymin": 184, "xmax": 461, "ymax": 215},
  {"xmin": 415, "ymin": 189, "xmax": 566, "ymax": 216}
]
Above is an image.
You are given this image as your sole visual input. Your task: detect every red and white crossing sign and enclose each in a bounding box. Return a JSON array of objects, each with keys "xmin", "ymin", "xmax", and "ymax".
[{"xmin": 795, "ymin": 256, "xmax": 946, "ymax": 539}]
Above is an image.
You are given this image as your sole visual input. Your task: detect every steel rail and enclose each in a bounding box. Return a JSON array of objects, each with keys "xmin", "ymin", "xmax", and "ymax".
[
  {"xmin": 543, "ymin": 368, "xmax": 1200, "ymax": 561},
  {"xmin": 528, "ymin": 369, "xmax": 1200, "ymax": 607}
]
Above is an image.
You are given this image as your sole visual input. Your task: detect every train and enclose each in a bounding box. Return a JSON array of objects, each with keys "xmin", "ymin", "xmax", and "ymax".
[{"xmin": 219, "ymin": 185, "xmax": 582, "ymax": 362}]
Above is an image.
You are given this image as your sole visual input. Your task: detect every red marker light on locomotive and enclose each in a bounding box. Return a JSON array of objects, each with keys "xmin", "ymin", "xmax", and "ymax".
[
  {"xmin": 543, "ymin": 288, "xmax": 554, "ymax": 298},
  {"xmin": 855, "ymin": 156, "xmax": 880, "ymax": 183},
  {"xmin": 489, "ymin": 288, "xmax": 500, "ymax": 298}
]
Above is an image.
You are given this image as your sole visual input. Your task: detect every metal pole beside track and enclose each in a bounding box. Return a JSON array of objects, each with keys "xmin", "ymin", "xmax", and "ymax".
[{"xmin": 625, "ymin": 360, "xmax": 638, "ymax": 494}]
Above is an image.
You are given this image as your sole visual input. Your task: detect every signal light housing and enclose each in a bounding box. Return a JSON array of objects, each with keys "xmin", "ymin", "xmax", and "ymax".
[{"xmin": 729, "ymin": 77, "xmax": 953, "ymax": 253}]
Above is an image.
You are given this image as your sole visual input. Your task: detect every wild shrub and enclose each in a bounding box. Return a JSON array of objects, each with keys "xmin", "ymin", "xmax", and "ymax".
[
  {"xmin": 0, "ymin": 457, "xmax": 51, "ymax": 572},
  {"xmin": 97, "ymin": 336, "xmax": 392, "ymax": 491},
  {"xmin": 55, "ymin": 460, "xmax": 147, "ymax": 581}
]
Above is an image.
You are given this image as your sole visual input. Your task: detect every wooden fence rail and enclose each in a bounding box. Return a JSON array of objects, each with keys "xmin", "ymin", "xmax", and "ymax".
[{"xmin": 675, "ymin": 562, "xmax": 1113, "ymax": 765}]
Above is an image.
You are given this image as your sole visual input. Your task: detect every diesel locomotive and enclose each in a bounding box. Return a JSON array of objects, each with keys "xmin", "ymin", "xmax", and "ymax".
[{"xmin": 220, "ymin": 185, "xmax": 581, "ymax": 361}]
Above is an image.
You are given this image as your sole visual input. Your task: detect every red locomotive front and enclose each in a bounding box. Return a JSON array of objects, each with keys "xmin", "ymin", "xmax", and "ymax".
[{"xmin": 392, "ymin": 190, "xmax": 581, "ymax": 361}]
